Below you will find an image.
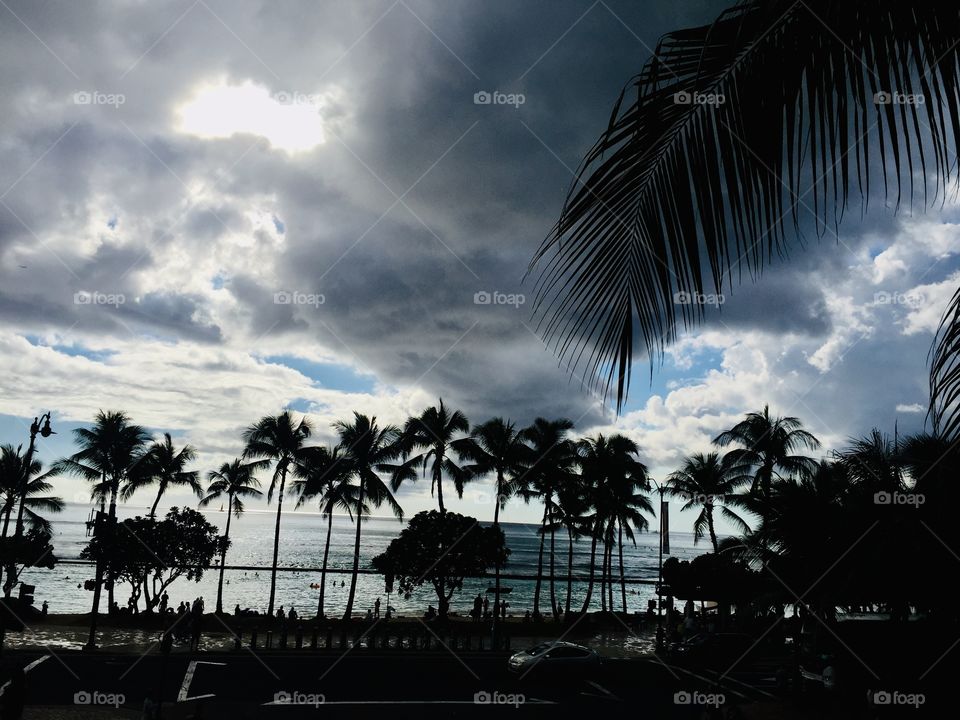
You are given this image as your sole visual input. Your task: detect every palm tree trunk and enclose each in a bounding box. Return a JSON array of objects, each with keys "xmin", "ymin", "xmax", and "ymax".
[
  {"xmin": 149, "ymin": 482, "xmax": 164, "ymax": 519},
  {"xmin": 216, "ymin": 495, "xmax": 232, "ymax": 614},
  {"xmin": 607, "ymin": 539, "xmax": 614, "ymax": 612},
  {"xmin": 565, "ymin": 525, "xmax": 573, "ymax": 616},
  {"xmin": 533, "ymin": 505, "xmax": 547, "ymax": 619},
  {"xmin": 107, "ymin": 477, "xmax": 118, "ymax": 613},
  {"xmin": 600, "ymin": 539, "xmax": 608, "ymax": 612},
  {"xmin": 318, "ymin": 507, "xmax": 333, "ymax": 619},
  {"xmin": 343, "ymin": 481, "xmax": 365, "ymax": 620},
  {"xmin": 267, "ymin": 468, "xmax": 286, "ymax": 617},
  {"xmin": 618, "ymin": 522, "xmax": 627, "ymax": 613},
  {"xmin": 580, "ymin": 522, "xmax": 600, "ymax": 614},
  {"xmin": 493, "ymin": 473, "xmax": 503, "ymax": 640},
  {"xmin": 1, "ymin": 503, "xmax": 11, "ymax": 539},
  {"xmin": 707, "ymin": 505, "xmax": 719, "ymax": 553},
  {"xmin": 435, "ymin": 464, "xmax": 445, "ymax": 514},
  {"xmin": 549, "ymin": 509, "xmax": 557, "ymax": 619}
]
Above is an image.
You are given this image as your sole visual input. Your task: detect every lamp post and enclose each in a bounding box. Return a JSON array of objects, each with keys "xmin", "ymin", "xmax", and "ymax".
[
  {"xmin": 1, "ymin": 413, "xmax": 54, "ymax": 655},
  {"xmin": 651, "ymin": 478, "xmax": 666, "ymax": 652},
  {"xmin": 5, "ymin": 413, "xmax": 54, "ymax": 598}
]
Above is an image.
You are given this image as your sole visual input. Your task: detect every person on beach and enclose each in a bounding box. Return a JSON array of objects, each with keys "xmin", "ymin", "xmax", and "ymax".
[
  {"xmin": 483, "ymin": 596, "xmax": 489, "ymax": 619},
  {"xmin": 289, "ymin": 607, "xmax": 298, "ymax": 621},
  {"xmin": 159, "ymin": 592, "xmax": 169, "ymax": 614},
  {"xmin": 374, "ymin": 597, "xmax": 381, "ymax": 619},
  {"xmin": 500, "ymin": 600, "xmax": 507, "ymax": 620},
  {"xmin": 234, "ymin": 604, "xmax": 241, "ymax": 616},
  {"xmin": 365, "ymin": 608, "xmax": 373, "ymax": 621},
  {"xmin": 473, "ymin": 594, "xmax": 482, "ymax": 622},
  {"xmin": 277, "ymin": 606, "xmax": 285, "ymax": 620},
  {"xmin": 41, "ymin": 600, "xmax": 48, "ymax": 616}
]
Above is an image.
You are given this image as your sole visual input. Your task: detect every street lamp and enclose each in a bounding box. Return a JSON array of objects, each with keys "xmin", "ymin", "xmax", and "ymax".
[
  {"xmin": 1, "ymin": 413, "xmax": 54, "ymax": 655},
  {"xmin": 7, "ymin": 413, "xmax": 55, "ymax": 592}
]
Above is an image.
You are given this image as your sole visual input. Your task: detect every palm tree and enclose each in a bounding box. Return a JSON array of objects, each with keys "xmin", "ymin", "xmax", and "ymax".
[
  {"xmin": 334, "ymin": 413, "xmax": 404, "ymax": 620},
  {"xmin": 574, "ymin": 434, "xmax": 646, "ymax": 613},
  {"xmin": 517, "ymin": 418, "xmax": 575, "ymax": 619},
  {"xmin": 291, "ymin": 445, "xmax": 358, "ymax": 619},
  {"xmin": 387, "ymin": 399, "xmax": 473, "ymax": 513},
  {"xmin": 460, "ymin": 418, "xmax": 530, "ymax": 632},
  {"xmin": 714, "ymin": 406, "xmax": 820, "ymax": 495},
  {"xmin": 551, "ymin": 481, "xmax": 590, "ymax": 615},
  {"xmin": 834, "ymin": 429, "xmax": 904, "ymax": 496},
  {"xmin": 55, "ymin": 410, "xmax": 149, "ymax": 612},
  {"xmin": 605, "ymin": 462, "xmax": 653, "ymax": 612},
  {"xmin": 123, "ymin": 433, "xmax": 203, "ymax": 518},
  {"xmin": 242, "ymin": 411, "xmax": 313, "ymax": 617},
  {"xmin": 526, "ymin": 2, "xmax": 960, "ymax": 421},
  {"xmin": 199, "ymin": 459, "xmax": 265, "ymax": 614},
  {"xmin": 666, "ymin": 452, "xmax": 751, "ymax": 553},
  {"xmin": 0, "ymin": 447, "xmax": 63, "ymax": 597}
]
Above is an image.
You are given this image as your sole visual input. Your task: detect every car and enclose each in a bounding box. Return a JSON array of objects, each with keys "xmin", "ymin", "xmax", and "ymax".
[{"xmin": 508, "ymin": 641, "xmax": 601, "ymax": 677}]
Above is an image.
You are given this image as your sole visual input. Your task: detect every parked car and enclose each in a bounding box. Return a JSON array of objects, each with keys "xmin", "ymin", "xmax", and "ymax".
[{"xmin": 508, "ymin": 641, "xmax": 601, "ymax": 677}]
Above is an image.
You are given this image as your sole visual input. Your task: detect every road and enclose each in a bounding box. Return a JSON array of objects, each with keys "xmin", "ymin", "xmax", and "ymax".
[{"xmin": 1, "ymin": 647, "xmax": 775, "ymax": 718}]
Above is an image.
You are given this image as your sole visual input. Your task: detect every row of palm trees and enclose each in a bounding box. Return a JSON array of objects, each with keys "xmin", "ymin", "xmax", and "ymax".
[
  {"xmin": 14, "ymin": 400, "xmax": 939, "ymax": 620},
  {"xmin": 43, "ymin": 404, "xmax": 657, "ymax": 620}
]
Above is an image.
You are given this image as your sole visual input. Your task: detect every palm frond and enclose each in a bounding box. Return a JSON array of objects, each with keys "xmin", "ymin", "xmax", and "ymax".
[{"xmin": 528, "ymin": 0, "xmax": 960, "ymax": 410}]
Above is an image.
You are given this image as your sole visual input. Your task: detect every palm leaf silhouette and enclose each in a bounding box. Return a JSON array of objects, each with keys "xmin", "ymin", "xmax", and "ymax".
[{"xmin": 527, "ymin": 0, "xmax": 960, "ymax": 414}]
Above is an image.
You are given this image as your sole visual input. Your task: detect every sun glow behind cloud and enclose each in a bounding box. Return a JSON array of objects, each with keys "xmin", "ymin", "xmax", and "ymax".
[{"xmin": 176, "ymin": 79, "xmax": 332, "ymax": 153}]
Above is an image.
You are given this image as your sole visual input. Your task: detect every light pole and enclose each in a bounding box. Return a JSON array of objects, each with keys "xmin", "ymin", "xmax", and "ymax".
[
  {"xmin": 651, "ymin": 478, "xmax": 666, "ymax": 652},
  {"xmin": 1, "ymin": 413, "xmax": 54, "ymax": 655},
  {"xmin": 5, "ymin": 413, "xmax": 54, "ymax": 598}
]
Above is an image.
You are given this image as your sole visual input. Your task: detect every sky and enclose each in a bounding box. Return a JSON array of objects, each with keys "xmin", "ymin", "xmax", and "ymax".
[{"xmin": 1, "ymin": 0, "xmax": 958, "ymax": 532}]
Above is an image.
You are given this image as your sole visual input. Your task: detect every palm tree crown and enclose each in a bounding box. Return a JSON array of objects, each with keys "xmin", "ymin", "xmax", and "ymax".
[{"xmin": 714, "ymin": 405, "xmax": 820, "ymax": 495}]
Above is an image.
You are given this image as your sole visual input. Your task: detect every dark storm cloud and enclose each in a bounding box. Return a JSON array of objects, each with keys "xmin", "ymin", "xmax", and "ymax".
[{"xmin": 0, "ymin": 0, "xmax": 953, "ymax": 454}]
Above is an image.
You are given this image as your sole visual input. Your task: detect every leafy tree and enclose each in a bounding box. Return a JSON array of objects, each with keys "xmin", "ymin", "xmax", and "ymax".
[
  {"xmin": 0, "ymin": 526, "xmax": 58, "ymax": 609},
  {"xmin": 372, "ymin": 510, "xmax": 508, "ymax": 619},
  {"xmin": 81, "ymin": 507, "xmax": 223, "ymax": 613}
]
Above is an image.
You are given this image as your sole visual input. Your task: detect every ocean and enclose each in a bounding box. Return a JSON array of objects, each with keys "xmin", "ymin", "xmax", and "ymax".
[{"xmin": 22, "ymin": 503, "xmax": 711, "ymax": 618}]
